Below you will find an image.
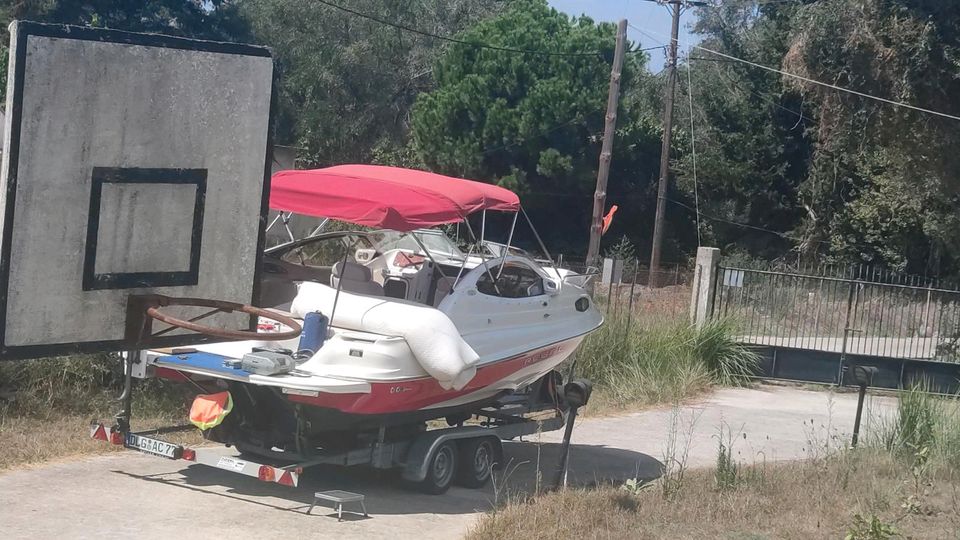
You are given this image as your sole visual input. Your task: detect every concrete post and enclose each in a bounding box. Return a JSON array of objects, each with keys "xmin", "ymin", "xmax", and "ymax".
[
  {"xmin": 600, "ymin": 258, "xmax": 623, "ymax": 285},
  {"xmin": 690, "ymin": 247, "xmax": 721, "ymax": 326}
]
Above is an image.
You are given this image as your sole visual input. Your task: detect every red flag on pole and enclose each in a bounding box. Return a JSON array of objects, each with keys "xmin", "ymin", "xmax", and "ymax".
[{"xmin": 602, "ymin": 205, "xmax": 619, "ymax": 235}]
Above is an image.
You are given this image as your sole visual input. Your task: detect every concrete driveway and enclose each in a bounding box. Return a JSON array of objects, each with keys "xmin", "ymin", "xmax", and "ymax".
[{"xmin": 0, "ymin": 385, "xmax": 896, "ymax": 540}]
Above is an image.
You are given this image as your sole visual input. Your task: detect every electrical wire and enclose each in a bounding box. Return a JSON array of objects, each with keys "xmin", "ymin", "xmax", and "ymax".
[
  {"xmin": 716, "ymin": 67, "xmax": 812, "ymax": 126},
  {"xmin": 313, "ymin": 0, "xmax": 661, "ymax": 58},
  {"xmin": 312, "ymin": 0, "xmax": 598, "ymax": 56},
  {"xmin": 629, "ymin": 22, "xmax": 960, "ymax": 122},
  {"xmin": 629, "ymin": 45, "xmax": 668, "ymax": 54},
  {"xmin": 664, "ymin": 197, "xmax": 794, "ymax": 239}
]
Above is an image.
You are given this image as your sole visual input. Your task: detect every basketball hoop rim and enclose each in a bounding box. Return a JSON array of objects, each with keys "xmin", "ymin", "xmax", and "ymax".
[{"xmin": 144, "ymin": 296, "xmax": 302, "ymax": 341}]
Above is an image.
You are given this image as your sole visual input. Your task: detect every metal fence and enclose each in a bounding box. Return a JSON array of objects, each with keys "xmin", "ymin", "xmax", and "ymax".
[
  {"xmin": 557, "ymin": 257, "xmax": 693, "ymax": 321},
  {"xmin": 714, "ymin": 265, "xmax": 960, "ymax": 363},
  {"xmin": 558, "ymin": 256, "xmax": 692, "ymax": 288}
]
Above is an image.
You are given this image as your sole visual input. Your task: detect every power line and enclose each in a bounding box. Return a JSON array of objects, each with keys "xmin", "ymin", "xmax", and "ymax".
[
  {"xmin": 665, "ymin": 197, "xmax": 794, "ymax": 239},
  {"xmin": 698, "ymin": 45, "xmax": 960, "ymax": 122},
  {"xmin": 751, "ymin": 0, "xmax": 809, "ymax": 5},
  {"xmin": 716, "ymin": 67, "xmax": 812, "ymax": 126},
  {"xmin": 629, "ymin": 45, "xmax": 668, "ymax": 54},
  {"xmin": 313, "ymin": 0, "xmax": 661, "ymax": 58},
  {"xmin": 629, "ymin": 22, "xmax": 960, "ymax": 122},
  {"xmin": 687, "ymin": 56, "xmax": 739, "ymax": 63}
]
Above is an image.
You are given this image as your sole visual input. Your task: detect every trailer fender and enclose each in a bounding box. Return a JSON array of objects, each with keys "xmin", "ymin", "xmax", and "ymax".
[{"xmin": 401, "ymin": 427, "xmax": 502, "ymax": 482}]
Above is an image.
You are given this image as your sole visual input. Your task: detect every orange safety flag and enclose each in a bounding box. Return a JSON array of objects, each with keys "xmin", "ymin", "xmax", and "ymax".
[
  {"xmin": 189, "ymin": 391, "xmax": 234, "ymax": 431},
  {"xmin": 601, "ymin": 205, "xmax": 619, "ymax": 235}
]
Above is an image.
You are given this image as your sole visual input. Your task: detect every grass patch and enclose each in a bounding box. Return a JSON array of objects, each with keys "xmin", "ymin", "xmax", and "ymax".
[
  {"xmin": 0, "ymin": 354, "xmax": 193, "ymax": 470},
  {"xmin": 870, "ymin": 383, "xmax": 960, "ymax": 469},
  {"xmin": 575, "ymin": 309, "xmax": 758, "ymax": 410},
  {"xmin": 0, "ymin": 412, "xmax": 203, "ymax": 472},
  {"xmin": 472, "ymin": 386, "xmax": 960, "ymax": 540},
  {"xmin": 468, "ymin": 450, "xmax": 960, "ymax": 540}
]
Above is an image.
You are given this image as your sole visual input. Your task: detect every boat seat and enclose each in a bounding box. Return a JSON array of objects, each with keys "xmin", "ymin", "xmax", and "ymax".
[
  {"xmin": 331, "ymin": 261, "xmax": 384, "ymax": 296},
  {"xmin": 432, "ymin": 276, "xmax": 453, "ymax": 307}
]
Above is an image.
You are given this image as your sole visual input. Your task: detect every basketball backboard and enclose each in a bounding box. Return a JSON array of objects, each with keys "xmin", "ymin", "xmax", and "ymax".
[{"xmin": 0, "ymin": 22, "xmax": 275, "ymax": 359}]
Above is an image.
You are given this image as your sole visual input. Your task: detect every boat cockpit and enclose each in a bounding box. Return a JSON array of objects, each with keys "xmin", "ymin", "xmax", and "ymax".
[{"xmin": 260, "ymin": 228, "xmax": 562, "ymax": 311}]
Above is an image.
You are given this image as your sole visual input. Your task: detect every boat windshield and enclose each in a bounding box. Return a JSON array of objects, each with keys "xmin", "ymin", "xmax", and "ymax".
[{"xmin": 373, "ymin": 230, "xmax": 467, "ymax": 262}]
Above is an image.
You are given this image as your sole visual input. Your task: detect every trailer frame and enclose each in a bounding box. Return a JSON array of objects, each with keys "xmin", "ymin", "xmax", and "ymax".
[{"xmin": 92, "ymin": 352, "xmax": 586, "ymax": 494}]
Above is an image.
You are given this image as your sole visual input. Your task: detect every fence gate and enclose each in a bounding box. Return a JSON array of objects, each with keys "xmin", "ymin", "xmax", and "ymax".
[{"xmin": 712, "ymin": 265, "xmax": 960, "ymax": 393}]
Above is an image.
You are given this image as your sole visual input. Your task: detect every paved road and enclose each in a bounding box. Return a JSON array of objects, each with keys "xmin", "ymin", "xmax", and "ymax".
[{"xmin": 0, "ymin": 385, "xmax": 897, "ymax": 540}]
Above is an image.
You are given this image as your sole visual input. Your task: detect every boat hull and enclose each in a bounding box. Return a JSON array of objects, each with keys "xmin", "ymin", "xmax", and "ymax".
[{"xmin": 284, "ymin": 335, "xmax": 584, "ymax": 419}]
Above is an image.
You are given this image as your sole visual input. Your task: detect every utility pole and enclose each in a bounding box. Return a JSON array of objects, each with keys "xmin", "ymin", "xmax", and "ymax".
[
  {"xmin": 586, "ymin": 19, "xmax": 628, "ymax": 271},
  {"xmin": 648, "ymin": 1, "xmax": 682, "ymax": 288}
]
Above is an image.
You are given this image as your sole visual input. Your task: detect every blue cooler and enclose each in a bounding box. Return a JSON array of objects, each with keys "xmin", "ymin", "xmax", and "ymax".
[{"xmin": 298, "ymin": 311, "xmax": 328, "ymax": 356}]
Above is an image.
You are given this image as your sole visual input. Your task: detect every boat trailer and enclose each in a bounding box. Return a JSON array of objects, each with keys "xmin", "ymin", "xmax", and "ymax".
[{"xmin": 92, "ymin": 353, "xmax": 593, "ymax": 495}]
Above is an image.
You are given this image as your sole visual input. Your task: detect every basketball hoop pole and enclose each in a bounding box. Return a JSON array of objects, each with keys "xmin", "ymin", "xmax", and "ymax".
[
  {"xmin": 116, "ymin": 349, "xmax": 136, "ymax": 433},
  {"xmin": 116, "ymin": 294, "xmax": 157, "ymax": 434}
]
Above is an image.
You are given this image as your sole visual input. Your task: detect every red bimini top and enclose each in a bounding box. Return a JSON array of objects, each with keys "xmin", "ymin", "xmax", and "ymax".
[{"xmin": 269, "ymin": 165, "xmax": 520, "ymax": 232}]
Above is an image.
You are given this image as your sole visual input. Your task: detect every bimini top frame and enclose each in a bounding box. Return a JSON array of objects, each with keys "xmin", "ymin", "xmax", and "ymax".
[{"xmin": 267, "ymin": 164, "xmax": 592, "ymax": 291}]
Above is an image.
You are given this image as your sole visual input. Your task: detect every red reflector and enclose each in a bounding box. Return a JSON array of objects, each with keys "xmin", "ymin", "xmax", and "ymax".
[
  {"xmin": 109, "ymin": 430, "xmax": 123, "ymax": 445},
  {"xmin": 181, "ymin": 448, "xmax": 196, "ymax": 461},
  {"xmin": 277, "ymin": 471, "xmax": 295, "ymax": 487},
  {"xmin": 258, "ymin": 465, "xmax": 275, "ymax": 482},
  {"xmin": 91, "ymin": 424, "xmax": 108, "ymax": 441}
]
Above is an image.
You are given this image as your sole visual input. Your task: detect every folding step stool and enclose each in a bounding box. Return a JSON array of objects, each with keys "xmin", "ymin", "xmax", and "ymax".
[{"xmin": 308, "ymin": 490, "xmax": 368, "ymax": 521}]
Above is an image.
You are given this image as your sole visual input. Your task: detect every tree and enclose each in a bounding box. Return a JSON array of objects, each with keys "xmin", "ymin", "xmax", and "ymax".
[
  {"xmin": 239, "ymin": 0, "xmax": 501, "ymax": 167},
  {"xmin": 783, "ymin": 0, "xmax": 960, "ymax": 274},
  {"xmin": 0, "ymin": 0, "xmax": 252, "ymax": 100},
  {"xmin": 411, "ymin": 0, "xmax": 674, "ymax": 255},
  {"xmin": 675, "ymin": 3, "xmax": 812, "ymax": 261},
  {"xmin": 678, "ymin": 0, "xmax": 960, "ymax": 277}
]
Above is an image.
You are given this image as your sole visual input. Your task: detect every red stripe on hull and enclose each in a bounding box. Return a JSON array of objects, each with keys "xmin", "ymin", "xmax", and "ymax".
[{"xmin": 286, "ymin": 339, "xmax": 577, "ymax": 414}]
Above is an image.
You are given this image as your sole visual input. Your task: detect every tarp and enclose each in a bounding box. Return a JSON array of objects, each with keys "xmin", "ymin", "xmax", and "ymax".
[{"xmin": 269, "ymin": 165, "xmax": 520, "ymax": 231}]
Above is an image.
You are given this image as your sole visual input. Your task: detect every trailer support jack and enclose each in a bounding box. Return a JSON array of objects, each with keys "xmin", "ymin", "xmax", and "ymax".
[
  {"xmin": 115, "ymin": 350, "xmax": 137, "ymax": 433},
  {"xmin": 553, "ymin": 404, "xmax": 579, "ymax": 489},
  {"xmin": 553, "ymin": 378, "xmax": 593, "ymax": 489}
]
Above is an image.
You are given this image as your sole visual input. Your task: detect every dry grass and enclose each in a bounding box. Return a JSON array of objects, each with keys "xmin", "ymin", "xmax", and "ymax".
[
  {"xmin": 468, "ymin": 450, "xmax": 960, "ymax": 540},
  {"xmin": 595, "ymin": 283, "xmax": 692, "ymax": 321},
  {"xmin": 0, "ymin": 412, "xmax": 205, "ymax": 472},
  {"xmin": 0, "ymin": 354, "xmax": 199, "ymax": 472}
]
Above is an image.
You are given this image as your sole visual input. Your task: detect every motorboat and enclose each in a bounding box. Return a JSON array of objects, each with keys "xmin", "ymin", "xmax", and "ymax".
[{"xmin": 140, "ymin": 165, "xmax": 603, "ymax": 457}]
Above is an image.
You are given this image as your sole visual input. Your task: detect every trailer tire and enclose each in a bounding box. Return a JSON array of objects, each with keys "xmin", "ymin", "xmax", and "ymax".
[
  {"xmin": 414, "ymin": 440, "xmax": 458, "ymax": 494},
  {"xmin": 455, "ymin": 437, "xmax": 499, "ymax": 488}
]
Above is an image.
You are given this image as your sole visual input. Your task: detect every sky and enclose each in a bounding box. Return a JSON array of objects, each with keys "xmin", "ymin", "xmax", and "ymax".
[{"xmin": 547, "ymin": 0, "xmax": 699, "ymax": 70}]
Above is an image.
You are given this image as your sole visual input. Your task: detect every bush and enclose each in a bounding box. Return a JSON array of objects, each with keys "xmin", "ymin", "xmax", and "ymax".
[{"xmin": 574, "ymin": 310, "xmax": 758, "ymax": 407}]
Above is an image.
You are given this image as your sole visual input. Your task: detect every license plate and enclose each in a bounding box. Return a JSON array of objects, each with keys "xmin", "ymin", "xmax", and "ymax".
[{"xmin": 125, "ymin": 433, "xmax": 181, "ymax": 459}]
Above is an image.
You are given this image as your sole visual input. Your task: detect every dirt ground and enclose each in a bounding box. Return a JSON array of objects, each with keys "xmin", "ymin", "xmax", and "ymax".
[{"xmin": 0, "ymin": 385, "xmax": 897, "ymax": 539}]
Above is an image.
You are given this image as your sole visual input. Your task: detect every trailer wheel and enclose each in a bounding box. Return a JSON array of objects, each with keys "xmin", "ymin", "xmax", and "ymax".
[
  {"xmin": 416, "ymin": 441, "xmax": 458, "ymax": 494},
  {"xmin": 455, "ymin": 437, "xmax": 498, "ymax": 488}
]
